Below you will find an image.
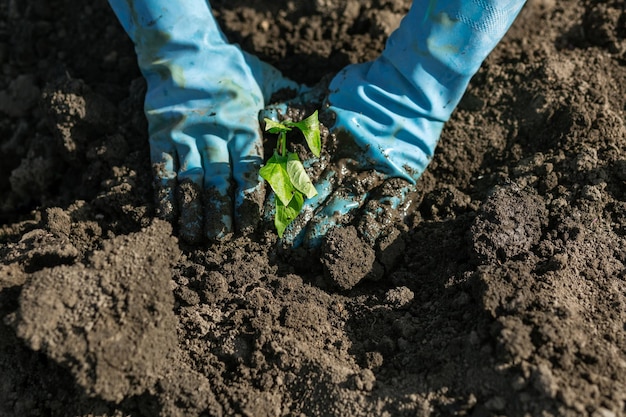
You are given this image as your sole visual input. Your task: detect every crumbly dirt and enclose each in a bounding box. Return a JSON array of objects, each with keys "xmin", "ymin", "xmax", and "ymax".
[{"xmin": 1, "ymin": 0, "xmax": 626, "ymax": 416}]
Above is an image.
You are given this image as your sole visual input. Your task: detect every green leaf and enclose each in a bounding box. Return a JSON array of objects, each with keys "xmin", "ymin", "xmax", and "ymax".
[
  {"xmin": 263, "ymin": 118, "xmax": 291, "ymax": 135},
  {"xmin": 286, "ymin": 153, "xmax": 318, "ymax": 199},
  {"xmin": 259, "ymin": 154, "xmax": 295, "ymax": 207},
  {"xmin": 275, "ymin": 190, "xmax": 304, "ymax": 238},
  {"xmin": 290, "ymin": 110, "xmax": 321, "ymax": 157},
  {"xmin": 261, "ymin": 111, "xmax": 322, "ymax": 238}
]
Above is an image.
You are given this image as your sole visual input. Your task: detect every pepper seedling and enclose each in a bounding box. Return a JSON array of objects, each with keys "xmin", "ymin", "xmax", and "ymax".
[{"xmin": 260, "ymin": 111, "xmax": 321, "ymax": 238}]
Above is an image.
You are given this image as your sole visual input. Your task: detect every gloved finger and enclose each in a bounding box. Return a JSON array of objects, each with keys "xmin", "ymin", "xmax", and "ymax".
[
  {"xmin": 229, "ymin": 129, "xmax": 265, "ymax": 235},
  {"xmin": 197, "ymin": 130, "xmax": 233, "ymax": 241},
  {"xmin": 277, "ymin": 170, "xmax": 340, "ymax": 247},
  {"xmin": 150, "ymin": 140, "xmax": 178, "ymax": 223},
  {"xmin": 171, "ymin": 128, "xmax": 206, "ymax": 244},
  {"xmin": 148, "ymin": 114, "xmax": 181, "ymax": 223}
]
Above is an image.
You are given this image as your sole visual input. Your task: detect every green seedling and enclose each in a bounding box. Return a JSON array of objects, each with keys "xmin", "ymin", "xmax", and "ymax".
[{"xmin": 260, "ymin": 111, "xmax": 321, "ymax": 238}]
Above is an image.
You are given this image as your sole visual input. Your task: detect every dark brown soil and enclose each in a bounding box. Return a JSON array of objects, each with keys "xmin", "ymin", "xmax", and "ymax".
[{"xmin": 2, "ymin": 0, "xmax": 626, "ymax": 416}]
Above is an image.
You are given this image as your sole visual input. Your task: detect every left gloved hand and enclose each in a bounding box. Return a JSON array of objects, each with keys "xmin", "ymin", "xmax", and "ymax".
[
  {"xmin": 275, "ymin": 0, "xmax": 527, "ymax": 248},
  {"xmin": 108, "ymin": 0, "xmax": 303, "ymax": 243}
]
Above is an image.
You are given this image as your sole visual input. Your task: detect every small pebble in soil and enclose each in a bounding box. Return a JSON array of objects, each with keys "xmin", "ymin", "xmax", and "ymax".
[{"xmin": 384, "ymin": 286, "xmax": 414, "ymax": 308}]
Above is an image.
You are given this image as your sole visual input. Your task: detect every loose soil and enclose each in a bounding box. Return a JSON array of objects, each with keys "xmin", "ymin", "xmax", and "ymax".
[{"xmin": 1, "ymin": 0, "xmax": 626, "ymax": 416}]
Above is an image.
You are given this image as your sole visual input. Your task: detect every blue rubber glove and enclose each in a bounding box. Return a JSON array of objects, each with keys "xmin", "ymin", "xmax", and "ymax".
[
  {"xmin": 107, "ymin": 0, "xmax": 301, "ymax": 243},
  {"xmin": 280, "ymin": 0, "xmax": 527, "ymax": 247}
]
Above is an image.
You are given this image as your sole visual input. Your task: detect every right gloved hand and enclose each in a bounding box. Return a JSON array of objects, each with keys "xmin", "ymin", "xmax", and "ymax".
[
  {"xmin": 272, "ymin": 0, "xmax": 527, "ymax": 248},
  {"xmin": 108, "ymin": 0, "xmax": 302, "ymax": 243}
]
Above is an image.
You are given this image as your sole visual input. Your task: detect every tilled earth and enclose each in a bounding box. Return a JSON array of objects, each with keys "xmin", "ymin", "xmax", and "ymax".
[{"xmin": 1, "ymin": 0, "xmax": 626, "ymax": 416}]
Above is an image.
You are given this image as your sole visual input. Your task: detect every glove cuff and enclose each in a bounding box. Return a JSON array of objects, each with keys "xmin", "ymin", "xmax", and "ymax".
[{"xmin": 380, "ymin": 0, "xmax": 527, "ymax": 122}]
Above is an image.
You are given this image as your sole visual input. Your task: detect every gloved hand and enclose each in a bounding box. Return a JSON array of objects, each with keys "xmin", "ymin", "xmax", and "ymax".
[
  {"xmin": 278, "ymin": 0, "xmax": 527, "ymax": 248},
  {"xmin": 107, "ymin": 0, "xmax": 302, "ymax": 243}
]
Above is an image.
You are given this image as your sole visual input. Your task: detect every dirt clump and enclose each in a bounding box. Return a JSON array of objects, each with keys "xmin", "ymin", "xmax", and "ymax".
[
  {"xmin": 9, "ymin": 221, "xmax": 180, "ymax": 403},
  {"xmin": 321, "ymin": 225, "xmax": 383, "ymax": 290}
]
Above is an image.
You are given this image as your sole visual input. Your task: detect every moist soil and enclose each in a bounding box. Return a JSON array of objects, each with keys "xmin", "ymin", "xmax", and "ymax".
[{"xmin": 1, "ymin": 0, "xmax": 626, "ymax": 416}]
